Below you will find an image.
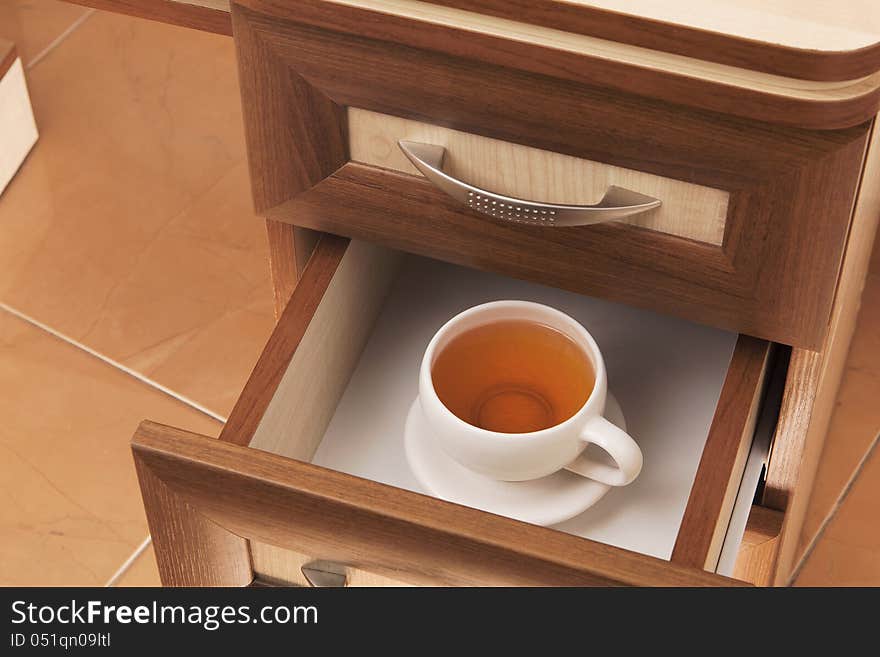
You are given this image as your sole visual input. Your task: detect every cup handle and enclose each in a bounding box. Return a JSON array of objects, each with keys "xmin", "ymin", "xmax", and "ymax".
[{"xmin": 564, "ymin": 416, "xmax": 643, "ymax": 486}]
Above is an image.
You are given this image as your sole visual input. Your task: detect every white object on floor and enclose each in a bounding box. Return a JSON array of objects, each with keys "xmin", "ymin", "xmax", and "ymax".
[
  {"xmin": 311, "ymin": 255, "xmax": 738, "ymax": 560},
  {"xmin": 0, "ymin": 57, "xmax": 38, "ymax": 196},
  {"xmin": 404, "ymin": 392, "xmax": 627, "ymax": 527}
]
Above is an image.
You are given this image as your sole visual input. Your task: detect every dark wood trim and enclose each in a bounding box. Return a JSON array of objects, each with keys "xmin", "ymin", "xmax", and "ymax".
[
  {"xmin": 765, "ymin": 120, "xmax": 880, "ymax": 584},
  {"xmin": 264, "ymin": 220, "xmax": 297, "ymax": 319},
  {"xmin": 134, "ymin": 420, "xmax": 748, "ymax": 586},
  {"xmin": 268, "ymin": 156, "xmax": 860, "ymax": 347},
  {"xmin": 65, "ymin": 0, "xmax": 232, "ymax": 35},
  {"xmin": 236, "ymin": 0, "xmax": 880, "ymax": 130},
  {"xmin": 133, "ymin": 428, "xmax": 253, "ymax": 586},
  {"xmin": 220, "ymin": 234, "xmax": 349, "ymax": 446},
  {"xmin": 247, "ymin": 10, "xmax": 865, "ymax": 185},
  {"xmin": 671, "ymin": 337, "xmax": 772, "ymax": 569},
  {"xmin": 419, "ymin": 0, "xmax": 880, "ymax": 83},
  {"xmin": 264, "ymin": 222, "xmax": 321, "ymax": 318},
  {"xmin": 232, "ymin": 5, "xmax": 348, "ymax": 213}
]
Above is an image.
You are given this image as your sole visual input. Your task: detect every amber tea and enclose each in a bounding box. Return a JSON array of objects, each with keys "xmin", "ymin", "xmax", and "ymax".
[{"xmin": 431, "ymin": 320, "xmax": 595, "ymax": 433}]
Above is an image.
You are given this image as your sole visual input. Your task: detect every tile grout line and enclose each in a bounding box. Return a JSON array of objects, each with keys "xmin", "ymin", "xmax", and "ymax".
[
  {"xmin": 786, "ymin": 429, "xmax": 880, "ymax": 586},
  {"xmin": 105, "ymin": 536, "xmax": 153, "ymax": 587},
  {"xmin": 26, "ymin": 8, "xmax": 97, "ymax": 70},
  {"xmin": 0, "ymin": 303, "xmax": 227, "ymax": 423},
  {"xmin": 11, "ymin": 3, "xmax": 225, "ymax": 590}
]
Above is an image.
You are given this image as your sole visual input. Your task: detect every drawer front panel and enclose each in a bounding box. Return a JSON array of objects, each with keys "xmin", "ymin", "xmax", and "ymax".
[
  {"xmin": 134, "ymin": 419, "xmax": 746, "ymax": 586},
  {"xmin": 232, "ymin": 1, "xmax": 869, "ymax": 348}
]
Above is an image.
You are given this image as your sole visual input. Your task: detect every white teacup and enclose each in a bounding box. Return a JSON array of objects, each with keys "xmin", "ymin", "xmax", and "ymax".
[{"xmin": 418, "ymin": 301, "xmax": 643, "ymax": 484}]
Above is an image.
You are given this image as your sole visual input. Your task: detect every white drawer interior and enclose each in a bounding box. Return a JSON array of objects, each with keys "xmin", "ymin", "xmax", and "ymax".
[{"xmin": 249, "ymin": 240, "xmax": 744, "ymax": 562}]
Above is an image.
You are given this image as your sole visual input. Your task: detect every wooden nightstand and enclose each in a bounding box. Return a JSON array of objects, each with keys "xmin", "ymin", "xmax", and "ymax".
[{"xmin": 71, "ymin": 0, "xmax": 880, "ymax": 586}]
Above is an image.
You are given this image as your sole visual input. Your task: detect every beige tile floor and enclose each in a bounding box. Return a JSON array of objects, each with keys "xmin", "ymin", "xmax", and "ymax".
[
  {"xmin": 0, "ymin": 2, "xmax": 270, "ymax": 586},
  {"xmin": 0, "ymin": 1, "xmax": 878, "ymax": 587},
  {"xmin": 0, "ymin": 4, "xmax": 275, "ymax": 420},
  {"xmin": 0, "ymin": 0, "xmax": 89, "ymax": 66}
]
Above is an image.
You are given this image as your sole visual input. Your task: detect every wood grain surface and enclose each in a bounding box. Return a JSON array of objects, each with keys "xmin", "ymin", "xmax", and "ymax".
[
  {"xmin": 251, "ymin": 541, "xmax": 413, "ymax": 586},
  {"xmin": 233, "ymin": 1, "xmax": 871, "ymax": 347},
  {"xmin": 221, "ymin": 236, "xmax": 773, "ymax": 581},
  {"xmin": 671, "ymin": 337, "xmax": 771, "ymax": 570},
  {"xmin": 264, "ymin": 222, "xmax": 321, "ymax": 318},
  {"xmin": 732, "ymin": 504, "xmax": 784, "ymax": 586},
  {"xmin": 235, "ymin": 0, "xmax": 880, "ymax": 129},
  {"xmin": 65, "ymin": 0, "xmax": 232, "ymax": 34},
  {"xmin": 220, "ymin": 234, "xmax": 350, "ymax": 446},
  {"xmin": 133, "ymin": 431, "xmax": 252, "ymax": 586},
  {"xmin": 65, "ymin": 0, "xmax": 880, "ymax": 82},
  {"xmin": 349, "ymin": 108, "xmax": 730, "ymax": 245},
  {"xmin": 134, "ymin": 420, "xmax": 749, "ymax": 586},
  {"xmin": 246, "ymin": 240, "xmax": 399, "ymax": 460},
  {"xmin": 765, "ymin": 119, "xmax": 880, "ymax": 584},
  {"xmin": 413, "ymin": 0, "xmax": 880, "ymax": 82}
]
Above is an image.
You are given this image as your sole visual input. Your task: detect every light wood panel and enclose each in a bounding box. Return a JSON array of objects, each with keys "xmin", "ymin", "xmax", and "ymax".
[
  {"xmin": 220, "ymin": 235, "xmax": 350, "ymax": 446},
  {"xmin": 418, "ymin": 0, "xmax": 880, "ymax": 81},
  {"xmin": 349, "ymin": 108, "xmax": 729, "ymax": 245},
  {"xmin": 251, "ymin": 542, "xmax": 413, "ymax": 586},
  {"xmin": 766, "ymin": 119, "xmax": 880, "ymax": 585},
  {"xmin": 248, "ymin": 239, "xmax": 400, "ymax": 459},
  {"xmin": 318, "ymin": 0, "xmax": 880, "ymax": 96},
  {"xmin": 573, "ymin": 0, "xmax": 880, "ymax": 52}
]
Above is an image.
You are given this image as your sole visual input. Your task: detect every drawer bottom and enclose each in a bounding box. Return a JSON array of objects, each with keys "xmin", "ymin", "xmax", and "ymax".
[{"xmin": 250, "ymin": 246, "xmax": 745, "ymax": 561}]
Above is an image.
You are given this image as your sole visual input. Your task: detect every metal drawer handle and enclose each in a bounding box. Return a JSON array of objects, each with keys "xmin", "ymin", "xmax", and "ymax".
[
  {"xmin": 398, "ymin": 140, "xmax": 661, "ymax": 227},
  {"xmin": 301, "ymin": 561, "xmax": 348, "ymax": 588}
]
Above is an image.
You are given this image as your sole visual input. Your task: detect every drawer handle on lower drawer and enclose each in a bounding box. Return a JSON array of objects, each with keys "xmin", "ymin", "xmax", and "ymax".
[
  {"xmin": 301, "ymin": 562, "xmax": 348, "ymax": 588},
  {"xmin": 398, "ymin": 140, "xmax": 661, "ymax": 227}
]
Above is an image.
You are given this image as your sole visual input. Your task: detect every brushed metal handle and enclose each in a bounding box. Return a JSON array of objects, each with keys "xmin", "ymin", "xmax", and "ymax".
[
  {"xmin": 301, "ymin": 561, "xmax": 348, "ymax": 587},
  {"xmin": 398, "ymin": 140, "xmax": 661, "ymax": 227}
]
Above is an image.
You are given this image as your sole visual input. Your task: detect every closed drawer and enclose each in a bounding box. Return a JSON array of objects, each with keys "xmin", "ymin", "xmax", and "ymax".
[
  {"xmin": 231, "ymin": 0, "xmax": 870, "ymax": 349},
  {"xmin": 133, "ymin": 236, "xmax": 798, "ymax": 587}
]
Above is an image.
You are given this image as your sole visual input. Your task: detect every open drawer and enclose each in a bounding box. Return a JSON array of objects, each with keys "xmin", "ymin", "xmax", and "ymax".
[{"xmin": 132, "ymin": 235, "xmax": 803, "ymax": 587}]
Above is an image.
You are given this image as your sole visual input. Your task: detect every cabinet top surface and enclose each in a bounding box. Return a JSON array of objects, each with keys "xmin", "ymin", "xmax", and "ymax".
[
  {"xmin": 337, "ymin": 0, "xmax": 880, "ymax": 82},
  {"xmin": 569, "ymin": 0, "xmax": 880, "ymax": 52},
  {"xmin": 76, "ymin": 0, "xmax": 880, "ymax": 117}
]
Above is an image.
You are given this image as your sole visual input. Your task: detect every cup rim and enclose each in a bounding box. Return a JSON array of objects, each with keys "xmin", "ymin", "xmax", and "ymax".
[{"xmin": 421, "ymin": 300, "xmax": 607, "ymax": 440}]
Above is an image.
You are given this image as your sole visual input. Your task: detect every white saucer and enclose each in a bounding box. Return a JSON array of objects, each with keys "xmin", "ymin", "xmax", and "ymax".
[{"xmin": 404, "ymin": 393, "xmax": 627, "ymax": 527}]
